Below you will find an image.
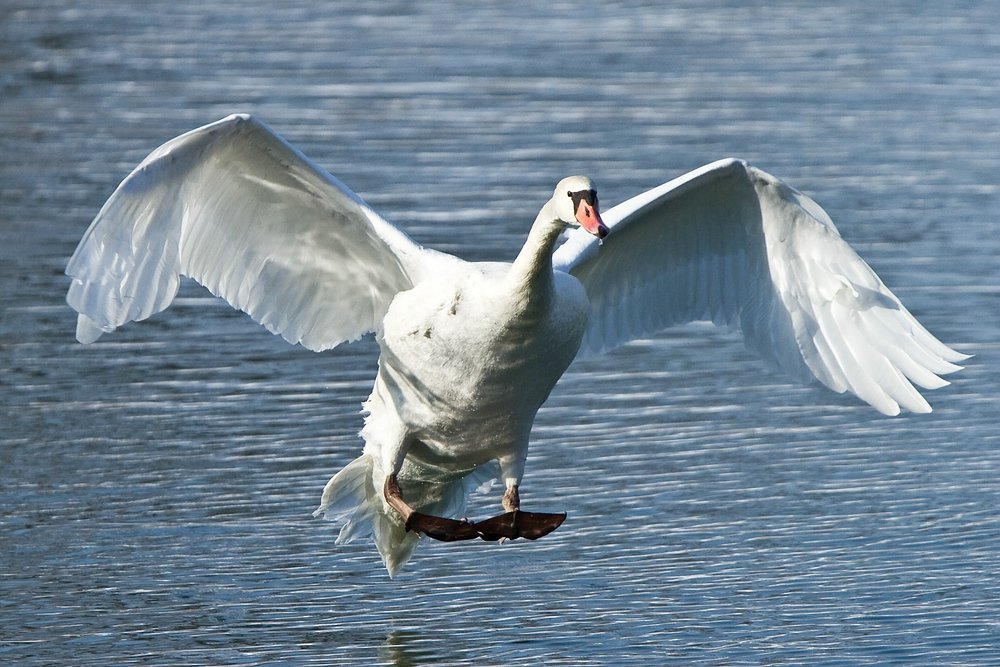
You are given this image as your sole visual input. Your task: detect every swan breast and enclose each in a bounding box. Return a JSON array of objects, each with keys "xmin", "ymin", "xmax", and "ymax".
[{"xmin": 371, "ymin": 263, "xmax": 588, "ymax": 460}]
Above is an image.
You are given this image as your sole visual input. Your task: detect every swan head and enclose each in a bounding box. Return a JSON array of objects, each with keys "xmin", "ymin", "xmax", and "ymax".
[{"xmin": 553, "ymin": 175, "xmax": 608, "ymax": 239}]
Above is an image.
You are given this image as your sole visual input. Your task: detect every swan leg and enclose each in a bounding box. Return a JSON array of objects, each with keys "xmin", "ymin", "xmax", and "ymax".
[
  {"xmin": 502, "ymin": 484, "xmax": 520, "ymax": 512},
  {"xmin": 380, "ymin": 434, "xmax": 480, "ymax": 541},
  {"xmin": 383, "ymin": 473, "xmax": 480, "ymax": 542}
]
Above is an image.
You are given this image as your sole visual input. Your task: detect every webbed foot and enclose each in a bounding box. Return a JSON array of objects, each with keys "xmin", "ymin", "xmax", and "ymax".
[
  {"xmin": 472, "ymin": 510, "xmax": 566, "ymax": 541},
  {"xmin": 405, "ymin": 511, "xmax": 480, "ymax": 542},
  {"xmin": 383, "ymin": 474, "xmax": 565, "ymax": 543}
]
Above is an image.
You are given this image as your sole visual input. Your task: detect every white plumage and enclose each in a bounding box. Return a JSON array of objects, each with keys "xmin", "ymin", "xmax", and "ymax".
[
  {"xmin": 66, "ymin": 114, "xmax": 965, "ymax": 575},
  {"xmin": 554, "ymin": 159, "xmax": 964, "ymax": 415}
]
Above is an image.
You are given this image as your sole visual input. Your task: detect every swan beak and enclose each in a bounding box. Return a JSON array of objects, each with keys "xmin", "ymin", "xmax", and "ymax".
[{"xmin": 575, "ymin": 199, "xmax": 609, "ymax": 238}]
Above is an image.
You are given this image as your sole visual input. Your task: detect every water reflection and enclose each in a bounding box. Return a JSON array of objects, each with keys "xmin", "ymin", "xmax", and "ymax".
[{"xmin": 380, "ymin": 630, "xmax": 443, "ymax": 667}]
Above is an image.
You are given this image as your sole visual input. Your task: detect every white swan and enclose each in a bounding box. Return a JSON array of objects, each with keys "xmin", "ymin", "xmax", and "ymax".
[{"xmin": 66, "ymin": 114, "xmax": 966, "ymax": 576}]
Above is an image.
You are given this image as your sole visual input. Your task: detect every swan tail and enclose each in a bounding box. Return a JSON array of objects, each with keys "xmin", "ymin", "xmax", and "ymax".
[
  {"xmin": 313, "ymin": 453, "xmax": 499, "ymax": 577},
  {"xmin": 312, "ymin": 453, "xmax": 418, "ymax": 577}
]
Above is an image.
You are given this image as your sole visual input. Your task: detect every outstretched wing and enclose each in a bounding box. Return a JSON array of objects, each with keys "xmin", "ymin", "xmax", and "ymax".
[
  {"xmin": 66, "ymin": 114, "xmax": 437, "ymax": 351},
  {"xmin": 553, "ymin": 158, "xmax": 966, "ymax": 415}
]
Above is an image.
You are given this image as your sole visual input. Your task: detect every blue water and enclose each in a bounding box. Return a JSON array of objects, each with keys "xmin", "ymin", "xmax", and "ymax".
[{"xmin": 2, "ymin": 2, "xmax": 998, "ymax": 664}]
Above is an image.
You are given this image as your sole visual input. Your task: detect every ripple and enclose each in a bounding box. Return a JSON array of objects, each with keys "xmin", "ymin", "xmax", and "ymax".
[{"xmin": 3, "ymin": 1, "xmax": 999, "ymax": 665}]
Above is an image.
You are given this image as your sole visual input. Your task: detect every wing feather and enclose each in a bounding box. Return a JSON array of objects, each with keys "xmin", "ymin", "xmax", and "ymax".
[
  {"xmin": 554, "ymin": 159, "xmax": 966, "ymax": 414},
  {"xmin": 66, "ymin": 114, "xmax": 436, "ymax": 351}
]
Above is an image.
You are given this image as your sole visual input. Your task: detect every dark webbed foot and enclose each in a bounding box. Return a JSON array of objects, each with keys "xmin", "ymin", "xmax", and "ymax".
[
  {"xmin": 472, "ymin": 510, "xmax": 567, "ymax": 541},
  {"xmin": 383, "ymin": 474, "xmax": 566, "ymax": 543},
  {"xmin": 406, "ymin": 512, "xmax": 481, "ymax": 542}
]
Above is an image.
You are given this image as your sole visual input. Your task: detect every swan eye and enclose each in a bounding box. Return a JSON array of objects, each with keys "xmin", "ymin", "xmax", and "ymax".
[{"xmin": 569, "ymin": 189, "xmax": 598, "ymax": 210}]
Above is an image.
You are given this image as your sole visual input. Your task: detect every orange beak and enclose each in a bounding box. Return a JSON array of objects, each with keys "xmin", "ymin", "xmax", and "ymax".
[{"xmin": 575, "ymin": 198, "xmax": 608, "ymax": 238}]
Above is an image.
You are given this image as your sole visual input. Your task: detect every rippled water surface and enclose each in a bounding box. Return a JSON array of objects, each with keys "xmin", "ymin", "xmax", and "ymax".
[{"xmin": 2, "ymin": 2, "xmax": 999, "ymax": 665}]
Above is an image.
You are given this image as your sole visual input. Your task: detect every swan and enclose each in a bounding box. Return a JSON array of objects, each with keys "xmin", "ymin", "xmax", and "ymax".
[{"xmin": 65, "ymin": 114, "xmax": 966, "ymax": 576}]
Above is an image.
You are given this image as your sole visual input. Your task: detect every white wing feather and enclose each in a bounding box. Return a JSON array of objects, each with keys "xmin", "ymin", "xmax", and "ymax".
[
  {"xmin": 553, "ymin": 158, "xmax": 966, "ymax": 415},
  {"xmin": 66, "ymin": 114, "xmax": 437, "ymax": 351}
]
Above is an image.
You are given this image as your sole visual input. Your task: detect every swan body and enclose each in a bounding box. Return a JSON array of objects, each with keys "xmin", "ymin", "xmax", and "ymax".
[
  {"xmin": 369, "ymin": 260, "xmax": 588, "ymax": 480},
  {"xmin": 65, "ymin": 114, "xmax": 966, "ymax": 575}
]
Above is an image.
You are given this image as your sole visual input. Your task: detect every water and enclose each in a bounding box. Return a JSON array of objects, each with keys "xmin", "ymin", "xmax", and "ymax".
[{"xmin": 2, "ymin": 1, "xmax": 998, "ymax": 664}]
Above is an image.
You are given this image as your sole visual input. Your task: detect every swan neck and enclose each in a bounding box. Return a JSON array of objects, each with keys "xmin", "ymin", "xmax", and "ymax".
[{"xmin": 508, "ymin": 202, "xmax": 566, "ymax": 305}]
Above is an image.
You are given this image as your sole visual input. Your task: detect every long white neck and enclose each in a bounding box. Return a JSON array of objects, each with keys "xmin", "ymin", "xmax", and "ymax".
[{"xmin": 507, "ymin": 199, "xmax": 568, "ymax": 309}]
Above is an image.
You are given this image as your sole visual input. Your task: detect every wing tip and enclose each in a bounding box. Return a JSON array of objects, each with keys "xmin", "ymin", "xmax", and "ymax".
[
  {"xmin": 75, "ymin": 313, "xmax": 108, "ymax": 344},
  {"xmin": 945, "ymin": 350, "xmax": 973, "ymax": 365}
]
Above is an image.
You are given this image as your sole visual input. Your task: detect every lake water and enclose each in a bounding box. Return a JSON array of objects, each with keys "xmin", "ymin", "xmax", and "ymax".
[{"xmin": 2, "ymin": 2, "xmax": 998, "ymax": 665}]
